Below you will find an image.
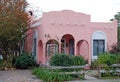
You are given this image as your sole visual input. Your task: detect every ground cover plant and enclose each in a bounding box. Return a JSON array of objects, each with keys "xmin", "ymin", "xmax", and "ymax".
[{"xmin": 32, "ymin": 67, "xmax": 73, "ymax": 82}]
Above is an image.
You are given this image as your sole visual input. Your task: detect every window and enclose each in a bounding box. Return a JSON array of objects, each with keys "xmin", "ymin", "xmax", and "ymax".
[
  {"xmin": 47, "ymin": 44, "xmax": 58, "ymax": 56},
  {"xmin": 93, "ymin": 40, "xmax": 105, "ymax": 56},
  {"xmin": 33, "ymin": 38, "xmax": 37, "ymax": 57}
]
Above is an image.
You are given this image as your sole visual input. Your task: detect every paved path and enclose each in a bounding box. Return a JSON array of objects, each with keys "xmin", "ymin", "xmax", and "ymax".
[
  {"xmin": 0, "ymin": 70, "xmax": 120, "ymax": 82},
  {"xmin": 68, "ymin": 75, "xmax": 120, "ymax": 82},
  {"xmin": 0, "ymin": 70, "xmax": 42, "ymax": 82},
  {"xmin": 68, "ymin": 79, "xmax": 120, "ymax": 82}
]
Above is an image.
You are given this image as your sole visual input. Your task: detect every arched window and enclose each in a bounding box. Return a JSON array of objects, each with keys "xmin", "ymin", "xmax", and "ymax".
[{"xmin": 92, "ymin": 31, "xmax": 107, "ymax": 59}]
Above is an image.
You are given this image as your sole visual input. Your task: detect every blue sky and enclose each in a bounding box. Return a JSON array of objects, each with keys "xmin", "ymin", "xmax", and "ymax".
[{"xmin": 27, "ymin": 0, "xmax": 120, "ymax": 22}]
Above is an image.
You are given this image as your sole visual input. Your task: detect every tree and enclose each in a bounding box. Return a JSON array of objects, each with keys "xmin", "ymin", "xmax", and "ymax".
[
  {"xmin": 111, "ymin": 12, "xmax": 120, "ymax": 42},
  {"xmin": 0, "ymin": 0, "xmax": 29, "ymax": 61},
  {"xmin": 109, "ymin": 42, "xmax": 120, "ymax": 55}
]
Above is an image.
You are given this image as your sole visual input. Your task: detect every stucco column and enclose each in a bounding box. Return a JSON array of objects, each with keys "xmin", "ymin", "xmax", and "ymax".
[
  {"xmin": 42, "ymin": 43, "xmax": 46, "ymax": 65},
  {"xmin": 88, "ymin": 42, "xmax": 91, "ymax": 64},
  {"xmin": 59, "ymin": 42, "xmax": 61, "ymax": 54},
  {"xmin": 74, "ymin": 41, "xmax": 77, "ymax": 55}
]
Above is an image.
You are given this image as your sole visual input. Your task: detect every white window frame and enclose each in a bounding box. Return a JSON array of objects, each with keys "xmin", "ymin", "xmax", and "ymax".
[{"xmin": 92, "ymin": 31, "xmax": 107, "ymax": 60}]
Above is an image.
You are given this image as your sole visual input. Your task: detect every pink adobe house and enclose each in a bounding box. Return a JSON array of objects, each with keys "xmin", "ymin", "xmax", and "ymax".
[{"xmin": 25, "ymin": 10, "xmax": 117, "ymax": 65}]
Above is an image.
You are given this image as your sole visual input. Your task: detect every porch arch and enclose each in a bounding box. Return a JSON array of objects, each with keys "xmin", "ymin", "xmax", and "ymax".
[
  {"xmin": 61, "ymin": 34, "xmax": 74, "ymax": 55},
  {"xmin": 77, "ymin": 40, "xmax": 89, "ymax": 60},
  {"xmin": 46, "ymin": 39, "xmax": 59, "ymax": 63},
  {"xmin": 38, "ymin": 40, "xmax": 43, "ymax": 64}
]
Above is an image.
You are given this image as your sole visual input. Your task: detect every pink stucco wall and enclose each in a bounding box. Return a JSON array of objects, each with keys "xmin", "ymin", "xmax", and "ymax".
[
  {"xmin": 25, "ymin": 10, "xmax": 117, "ymax": 65},
  {"xmin": 91, "ymin": 21, "xmax": 117, "ymax": 50}
]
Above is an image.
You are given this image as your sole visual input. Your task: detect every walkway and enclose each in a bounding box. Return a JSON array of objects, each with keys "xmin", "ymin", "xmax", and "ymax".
[
  {"xmin": 68, "ymin": 75, "xmax": 120, "ymax": 82},
  {"xmin": 0, "ymin": 70, "xmax": 42, "ymax": 82},
  {"xmin": 0, "ymin": 70, "xmax": 120, "ymax": 82}
]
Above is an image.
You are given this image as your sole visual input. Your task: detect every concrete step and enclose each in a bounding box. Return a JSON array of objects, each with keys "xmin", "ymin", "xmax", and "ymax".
[{"xmin": 85, "ymin": 75, "xmax": 98, "ymax": 80}]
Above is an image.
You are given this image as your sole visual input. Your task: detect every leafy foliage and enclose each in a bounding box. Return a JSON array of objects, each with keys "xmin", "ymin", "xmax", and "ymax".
[
  {"xmin": 50, "ymin": 53, "xmax": 85, "ymax": 66},
  {"xmin": 91, "ymin": 59, "xmax": 98, "ymax": 70},
  {"xmin": 91, "ymin": 52, "xmax": 119, "ymax": 70},
  {"xmin": 0, "ymin": 0, "xmax": 29, "ymax": 60},
  {"xmin": 50, "ymin": 53, "xmax": 72, "ymax": 66},
  {"xmin": 97, "ymin": 52, "xmax": 117, "ymax": 66},
  {"xmin": 72, "ymin": 55, "xmax": 85, "ymax": 65},
  {"xmin": 32, "ymin": 67, "xmax": 72, "ymax": 82},
  {"xmin": 0, "ymin": 59, "xmax": 12, "ymax": 70},
  {"xmin": 109, "ymin": 42, "xmax": 120, "ymax": 55},
  {"xmin": 15, "ymin": 52, "xmax": 37, "ymax": 69},
  {"xmin": 112, "ymin": 54, "xmax": 120, "ymax": 64},
  {"xmin": 109, "ymin": 43, "xmax": 120, "ymax": 64}
]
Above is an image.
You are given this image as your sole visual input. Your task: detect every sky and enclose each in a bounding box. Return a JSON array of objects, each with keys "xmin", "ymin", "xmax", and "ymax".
[{"xmin": 27, "ymin": 0, "xmax": 120, "ymax": 22}]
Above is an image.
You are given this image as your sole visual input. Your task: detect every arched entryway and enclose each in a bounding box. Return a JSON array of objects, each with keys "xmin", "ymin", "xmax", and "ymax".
[
  {"xmin": 38, "ymin": 40, "xmax": 43, "ymax": 64},
  {"xmin": 77, "ymin": 40, "xmax": 89, "ymax": 60},
  {"xmin": 61, "ymin": 34, "xmax": 74, "ymax": 55},
  {"xmin": 46, "ymin": 39, "xmax": 59, "ymax": 65}
]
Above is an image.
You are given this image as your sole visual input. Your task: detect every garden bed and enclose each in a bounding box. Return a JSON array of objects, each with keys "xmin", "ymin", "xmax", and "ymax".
[{"xmin": 32, "ymin": 65, "xmax": 86, "ymax": 82}]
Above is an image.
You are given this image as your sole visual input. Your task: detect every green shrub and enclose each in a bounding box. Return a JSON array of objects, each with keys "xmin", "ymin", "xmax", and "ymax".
[
  {"xmin": 97, "ymin": 52, "xmax": 117, "ymax": 65},
  {"xmin": 116, "ymin": 55, "xmax": 120, "ymax": 64},
  {"xmin": 15, "ymin": 52, "xmax": 37, "ymax": 69},
  {"xmin": 91, "ymin": 52, "xmax": 118, "ymax": 70},
  {"xmin": 72, "ymin": 55, "xmax": 85, "ymax": 65},
  {"xmin": 50, "ymin": 53, "xmax": 72, "ymax": 66},
  {"xmin": 91, "ymin": 59, "xmax": 98, "ymax": 70},
  {"xmin": 50, "ymin": 53, "xmax": 85, "ymax": 66},
  {"xmin": 32, "ymin": 67, "xmax": 72, "ymax": 82},
  {"xmin": 0, "ymin": 59, "xmax": 3, "ymax": 64}
]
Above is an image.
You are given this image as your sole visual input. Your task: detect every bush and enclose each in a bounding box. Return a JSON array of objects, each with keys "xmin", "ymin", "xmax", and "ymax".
[
  {"xmin": 97, "ymin": 52, "xmax": 117, "ymax": 66},
  {"xmin": 50, "ymin": 53, "xmax": 85, "ymax": 66},
  {"xmin": 91, "ymin": 59, "xmax": 98, "ymax": 70},
  {"xmin": 0, "ymin": 60, "xmax": 12, "ymax": 70},
  {"xmin": 116, "ymin": 55, "xmax": 120, "ymax": 64},
  {"xmin": 72, "ymin": 55, "xmax": 85, "ymax": 65},
  {"xmin": 15, "ymin": 52, "xmax": 37, "ymax": 69},
  {"xmin": 109, "ymin": 42, "xmax": 120, "ymax": 55},
  {"xmin": 0, "ymin": 59, "xmax": 3, "ymax": 64},
  {"xmin": 32, "ymin": 67, "xmax": 72, "ymax": 82},
  {"xmin": 50, "ymin": 53, "xmax": 72, "ymax": 66}
]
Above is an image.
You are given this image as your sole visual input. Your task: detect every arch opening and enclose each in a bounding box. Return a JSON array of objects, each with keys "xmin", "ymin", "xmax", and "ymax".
[
  {"xmin": 77, "ymin": 40, "xmax": 89, "ymax": 60},
  {"xmin": 38, "ymin": 40, "xmax": 43, "ymax": 64},
  {"xmin": 46, "ymin": 39, "xmax": 59, "ymax": 64},
  {"xmin": 61, "ymin": 34, "xmax": 74, "ymax": 55}
]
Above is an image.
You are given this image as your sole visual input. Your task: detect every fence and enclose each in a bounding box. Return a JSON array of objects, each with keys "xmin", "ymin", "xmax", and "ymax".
[
  {"xmin": 40, "ymin": 64, "xmax": 86, "ymax": 79},
  {"xmin": 98, "ymin": 64, "xmax": 120, "ymax": 78}
]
